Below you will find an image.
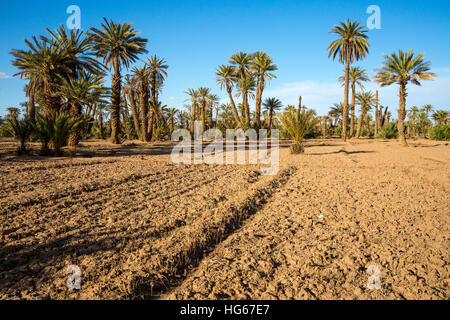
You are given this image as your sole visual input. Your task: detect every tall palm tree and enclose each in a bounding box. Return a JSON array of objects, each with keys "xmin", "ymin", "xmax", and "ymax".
[
  {"xmin": 340, "ymin": 66, "xmax": 369, "ymax": 137},
  {"xmin": 11, "ymin": 37, "xmax": 71, "ymax": 114},
  {"xmin": 166, "ymin": 108, "xmax": 179, "ymax": 131},
  {"xmin": 432, "ymin": 110, "xmax": 449, "ymax": 126},
  {"xmin": 198, "ymin": 87, "xmax": 211, "ymax": 133},
  {"xmin": 355, "ymin": 91, "xmax": 376, "ymax": 138},
  {"xmin": 374, "ymin": 50, "xmax": 436, "ymax": 146},
  {"xmin": 230, "ymin": 52, "xmax": 253, "ymax": 127},
  {"xmin": 329, "ymin": 103, "xmax": 344, "ymax": 130},
  {"xmin": 328, "ymin": 19, "xmax": 370, "ymax": 142},
  {"xmin": 57, "ymin": 72, "xmax": 104, "ymax": 146},
  {"xmin": 131, "ymin": 65, "xmax": 150, "ymax": 141},
  {"xmin": 89, "ymin": 18, "xmax": 148, "ymax": 144},
  {"xmin": 235, "ymin": 75, "xmax": 256, "ymax": 127},
  {"xmin": 146, "ymin": 56, "xmax": 168, "ymax": 105},
  {"xmin": 251, "ymin": 52, "xmax": 278, "ymax": 127},
  {"xmin": 216, "ymin": 65, "xmax": 241, "ymax": 127},
  {"xmin": 124, "ymin": 74, "xmax": 141, "ymax": 139},
  {"xmin": 185, "ymin": 88, "xmax": 200, "ymax": 134},
  {"xmin": 263, "ymin": 98, "xmax": 283, "ymax": 130},
  {"xmin": 422, "ymin": 104, "xmax": 434, "ymax": 117}
]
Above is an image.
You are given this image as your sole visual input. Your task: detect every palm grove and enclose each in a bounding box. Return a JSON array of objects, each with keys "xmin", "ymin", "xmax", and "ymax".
[{"xmin": 2, "ymin": 18, "xmax": 449, "ymax": 156}]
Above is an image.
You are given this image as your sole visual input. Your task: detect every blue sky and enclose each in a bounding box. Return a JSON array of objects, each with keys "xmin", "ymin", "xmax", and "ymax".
[{"xmin": 0, "ymin": 0, "xmax": 449, "ymax": 117}]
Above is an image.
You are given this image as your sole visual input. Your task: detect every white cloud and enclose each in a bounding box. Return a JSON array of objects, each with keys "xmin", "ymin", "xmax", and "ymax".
[
  {"xmin": 0, "ymin": 72, "xmax": 9, "ymax": 79},
  {"xmin": 169, "ymin": 96, "xmax": 175, "ymax": 100},
  {"xmin": 263, "ymin": 71, "xmax": 450, "ymax": 115}
]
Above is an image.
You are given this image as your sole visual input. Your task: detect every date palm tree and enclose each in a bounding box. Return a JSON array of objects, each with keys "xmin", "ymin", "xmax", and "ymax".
[
  {"xmin": 328, "ymin": 19, "xmax": 370, "ymax": 142},
  {"xmin": 146, "ymin": 55, "xmax": 168, "ymax": 105},
  {"xmin": 263, "ymin": 98, "xmax": 283, "ymax": 130},
  {"xmin": 230, "ymin": 52, "xmax": 253, "ymax": 127},
  {"xmin": 340, "ymin": 67, "xmax": 369, "ymax": 137},
  {"xmin": 235, "ymin": 75, "xmax": 256, "ymax": 128},
  {"xmin": 89, "ymin": 18, "xmax": 148, "ymax": 144},
  {"xmin": 131, "ymin": 65, "xmax": 150, "ymax": 141},
  {"xmin": 374, "ymin": 50, "xmax": 436, "ymax": 146},
  {"xmin": 355, "ymin": 91, "xmax": 376, "ymax": 138},
  {"xmin": 432, "ymin": 110, "xmax": 449, "ymax": 126},
  {"xmin": 57, "ymin": 72, "xmax": 104, "ymax": 146},
  {"xmin": 124, "ymin": 74, "xmax": 141, "ymax": 139},
  {"xmin": 11, "ymin": 37, "xmax": 71, "ymax": 114},
  {"xmin": 251, "ymin": 52, "xmax": 278, "ymax": 127},
  {"xmin": 185, "ymin": 88, "xmax": 200, "ymax": 134},
  {"xmin": 198, "ymin": 87, "xmax": 212, "ymax": 133},
  {"xmin": 216, "ymin": 65, "xmax": 241, "ymax": 127}
]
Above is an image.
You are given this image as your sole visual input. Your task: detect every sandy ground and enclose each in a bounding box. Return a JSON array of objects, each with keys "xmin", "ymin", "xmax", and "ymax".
[{"xmin": 0, "ymin": 137, "xmax": 448, "ymax": 300}]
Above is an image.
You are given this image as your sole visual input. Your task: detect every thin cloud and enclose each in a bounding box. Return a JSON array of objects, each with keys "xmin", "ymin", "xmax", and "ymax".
[
  {"xmin": 0, "ymin": 72, "xmax": 9, "ymax": 79},
  {"xmin": 263, "ymin": 73, "xmax": 450, "ymax": 115}
]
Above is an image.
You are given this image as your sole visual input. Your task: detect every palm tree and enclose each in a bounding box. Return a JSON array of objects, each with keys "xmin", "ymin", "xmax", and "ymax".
[
  {"xmin": 57, "ymin": 72, "xmax": 104, "ymax": 146},
  {"xmin": 374, "ymin": 50, "xmax": 436, "ymax": 146},
  {"xmin": 432, "ymin": 110, "xmax": 449, "ymax": 126},
  {"xmin": 251, "ymin": 52, "xmax": 278, "ymax": 127},
  {"xmin": 89, "ymin": 18, "xmax": 148, "ymax": 144},
  {"xmin": 328, "ymin": 19, "xmax": 370, "ymax": 142},
  {"xmin": 216, "ymin": 65, "xmax": 241, "ymax": 127},
  {"xmin": 329, "ymin": 103, "xmax": 344, "ymax": 130},
  {"xmin": 198, "ymin": 87, "xmax": 211, "ymax": 133},
  {"xmin": 422, "ymin": 104, "xmax": 434, "ymax": 116},
  {"xmin": 11, "ymin": 37, "xmax": 71, "ymax": 114},
  {"xmin": 235, "ymin": 75, "xmax": 256, "ymax": 127},
  {"xmin": 124, "ymin": 74, "xmax": 141, "ymax": 139},
  {"xmin": 355, "ymin": 91, "xmax": 376, "ymax": 138},
  {"xmin": 263, "ymin": 98, "xmax": 283, "ymax": 130},
  {"xmin": 131, "ymin": 65, "xmax": 150, "ymax": 141},
  {"xmin": 146, "ymin": 56, "xmax": 168, "ymax": 105},
  {"xmin": 230, "ymin": 52, "xmax": 253, "ymax": 127},
  {"xmin": 185, "ymin": 88, "xmax": 200, "ymax": 134},
  {"xmin": 166, "ymin": 108, "xmax": 179, "ymax": 131},
  {"xmin": 340, "ymin": 67, "xmax": 369, "ymax": 137}
]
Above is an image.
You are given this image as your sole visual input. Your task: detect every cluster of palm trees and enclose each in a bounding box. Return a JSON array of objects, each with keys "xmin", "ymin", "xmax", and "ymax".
[
  {"xmin": 328, "ymin": 19, "xmax": 436, "ymax": 146},
  {"xmin": 9, "ymin": 18, "xmax": 176, "ymax": 147}
]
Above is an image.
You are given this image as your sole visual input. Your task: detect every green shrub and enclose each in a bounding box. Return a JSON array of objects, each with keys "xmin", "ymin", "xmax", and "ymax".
[
  {"xmin": 155, "ymin": 125, "xmax": 171, "ymax": 141},
  {"xmin": 430, "ymin": 125, "xmax": 450, "ymax": 141},
  {"xmin": 290, "ymin": 142, "xmax": 305, "ymax": 154},
  {"xmin": 377, "ymin": 122, "xmax": 399, "ymax": 139},
  {"xmin": 6, "ymin": 117, "xmax": 33, "ymax": 155}
]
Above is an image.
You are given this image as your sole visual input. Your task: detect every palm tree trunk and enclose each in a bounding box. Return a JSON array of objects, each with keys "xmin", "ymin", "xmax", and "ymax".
[
  {"xmin": 226, "ymin": 86, "xmax": 241, "ymax": 128},
  {"xmin": 243, "ymin": 91, "xmax": 250, "ymax": 128},
  {"xmin": 110, "ymin": 59, "xmax": 122, "ymax": 144},
  {"xmin": 350, "ymin": 83, "xmax": 356, "ymax": 138},
  {"xmin": 342, "ymin": 50, "xmax": 350, "ymax": 142},
  {"xmin": 355, "ymin": 107, "xmax": 364, "ymax": 138},
  {"xmin": 365, "ymin": 112, "xmax": 371, "ymax": 137},
  {"xmin": 128, "ymin": 89, "xmax": 141, "ymax": 139},
  {"xmin": 28, "ymin": 92, "xmax": 35, "ymax": 123},
  {"xmin": 269, "ymin": 109, "xmax": 273, "ymax": 130},
  {"xmin": 202, "ymin": 101, "xmax": 206, "ymax": 134},
  {"xmin": 254, "ymin": 76, "xmax": 264, "ymax": 127},
  {"xmin": 374, "ymin": 90, "xmax": 379, "ymax": 136},
  {"xmin": 68, "ymin": 102, "xmax": 82, "ymax": 147},
  {"xmin": 139, "ymin": 84, "xmax": 149, "ymax": 142},
  {"xmin": 98, "ymin": 111, "xmax": 104, "ymax": 139},
  {"xmin": 398, "ymin": 83, "xmax": 408, "ymax": 146}
]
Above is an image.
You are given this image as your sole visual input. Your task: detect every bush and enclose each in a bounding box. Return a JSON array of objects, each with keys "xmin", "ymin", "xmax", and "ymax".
[
  {"xmin": 6, "ymin": 117, "xmax": 33, "ymax": 155},
  {"xmin": 377, "ymin": 123, "xmax": 399, "ymax": 139},
  {"xmin": 154, "ymin": 125, "xmax": 171, "ymax": 141},
  {"xmin": 290, "ymin": 142, "xmax": 305, "ymax": 154},
  {"xmin": 430, "ymin": 125, "xmax": 450, "ymax": 141}
]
